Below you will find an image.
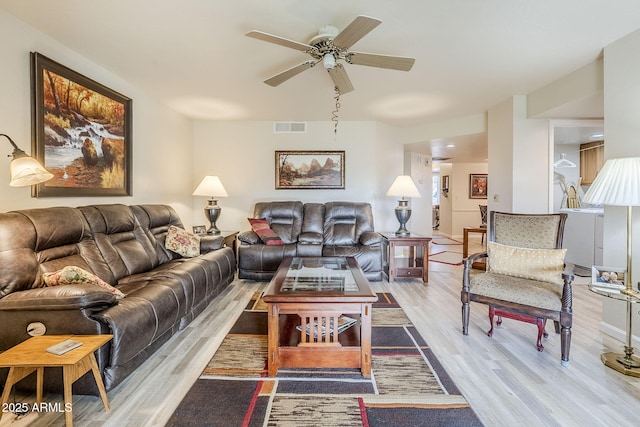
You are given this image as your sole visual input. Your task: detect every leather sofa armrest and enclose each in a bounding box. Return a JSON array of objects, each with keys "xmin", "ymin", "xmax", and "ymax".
[
  {"xmin": 238, "ymin": 230, "xmax": 260, "ymax": 245},
  {"xmin": 199, "ymin": 235, "xmax": 225, "ymax": 253},
  {"xmin": 299, "ymin": 231, "xmax": 323, "ymax": 245},
  {"xmin": 359, "ymin": 231, "xmax": 383, "ymax": 246},
  {"xmin": 0, "ymin": 284, "xmax": 117, "ymax": 311}
]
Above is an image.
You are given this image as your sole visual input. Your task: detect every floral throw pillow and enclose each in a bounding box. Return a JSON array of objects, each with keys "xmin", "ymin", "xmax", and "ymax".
[
  {"xmin": 165, "ymin": 225, "xmax": 201, "ymax": 257},
  {"xmin": 248, "ymin": 218, "xmax": 284, "ymax": 246},
  {"xmin": 43, "ymin": 266, "xmax": 125, "ymax": 299}
]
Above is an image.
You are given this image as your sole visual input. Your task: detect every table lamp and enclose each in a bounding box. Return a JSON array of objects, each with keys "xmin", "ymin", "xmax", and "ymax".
[
  {"xmin": 582, "ymin": 157, "xmax": 640, "ymax": 375},
  {"xmin": 2, "ymin": 133, "xmax": 53, "ymax": 186},
  {"xmin": 386, "ymin": 175, "xmax": 421, "ymax": 236},
  {"xmin": 192, "ymin": 176, "xmax": 228, "ymax": 234}
]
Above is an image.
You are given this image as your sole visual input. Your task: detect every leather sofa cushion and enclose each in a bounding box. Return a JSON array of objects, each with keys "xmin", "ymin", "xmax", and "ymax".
[
  {"xmin": 253, "ymin": 201, "xmax": 304, "ymax": 244},
  {"xmin": 80, "ymin": 205, "xmax": 160, "ymax": 281},
  {"xmin": 323, "ymin": 202, "xmax": 376, "ymax": 246}
]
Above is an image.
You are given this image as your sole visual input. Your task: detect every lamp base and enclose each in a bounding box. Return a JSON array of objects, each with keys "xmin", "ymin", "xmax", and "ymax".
[
  {"xmin": 394, "ymin": 200, "xmax": 412, "ymax": 236},
  {"xmin": 601, "ymin": 352, "xmax": 640, "ymax": 377},
  {"xmin": 204, "ymin": 199, "xmax": 221, "ymax": 235}
]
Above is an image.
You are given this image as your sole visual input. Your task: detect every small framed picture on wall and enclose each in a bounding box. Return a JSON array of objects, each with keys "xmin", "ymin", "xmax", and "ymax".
[{"xmin": 469, "ymin": 174, "xmax": 488, "ymax": 199}]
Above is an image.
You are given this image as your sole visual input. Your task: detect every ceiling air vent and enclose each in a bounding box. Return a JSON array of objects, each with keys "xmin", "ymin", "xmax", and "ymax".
[
  {"xmin": 432, "ymin": 157, "xmax": 451, "ymax": 162},
  {"xmin": 274, "ymin": 122, "xmax": 307, "ymax": 133}
]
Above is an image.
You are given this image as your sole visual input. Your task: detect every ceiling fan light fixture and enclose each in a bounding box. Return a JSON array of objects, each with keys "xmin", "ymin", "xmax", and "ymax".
[{"xmin": 323, "ymin": 53, "xmax": 336, "ymax": 69}]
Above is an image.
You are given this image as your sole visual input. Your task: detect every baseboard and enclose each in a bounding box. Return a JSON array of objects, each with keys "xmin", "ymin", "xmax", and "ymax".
[{"xmin": 599, "ymin": 321, "xmax": 640, "ymax": 347}]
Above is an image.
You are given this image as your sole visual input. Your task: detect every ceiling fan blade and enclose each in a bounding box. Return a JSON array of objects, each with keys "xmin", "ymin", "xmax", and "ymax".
[
  {"xmin": 246, "ymin": 30, "xmax": 312, "ymax": 52},
  {"xmin": 264, "ymin": 60, "xmax": 316, "ymax": 87},
  {"xmin": 327, "ymin": 64, "xmax": 354, "ymax": 94},
  {"xmin": 347, "ymin": 52, "xmax": 415, "ymax": 71},
  {"xmin": 331, "ymin": 15, "xmax": 382, "ymax": 49}
]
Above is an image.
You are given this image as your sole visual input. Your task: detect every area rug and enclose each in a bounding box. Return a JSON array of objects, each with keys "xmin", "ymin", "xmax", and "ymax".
[
  {"xmin": 429, "ymin": 250, "xmax": 463, "ymax": 266},
  {"xmin": 431, "ymin": 237, "xmax": 462, "ymax": 246},
  {"xmin": 167, "ymin": 292, "xmax": 483, "ymax": 426}
]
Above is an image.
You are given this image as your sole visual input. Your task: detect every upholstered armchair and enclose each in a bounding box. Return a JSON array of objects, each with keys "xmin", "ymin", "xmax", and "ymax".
[{"xmin": 461, "ymin": 211, "xmax": 574, "ymax": 365}]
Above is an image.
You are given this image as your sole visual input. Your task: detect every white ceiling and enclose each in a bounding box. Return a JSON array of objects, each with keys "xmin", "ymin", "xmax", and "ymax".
[{"xmin": 1, "ymin": 0, "xmax": 635, "ymax": 160}]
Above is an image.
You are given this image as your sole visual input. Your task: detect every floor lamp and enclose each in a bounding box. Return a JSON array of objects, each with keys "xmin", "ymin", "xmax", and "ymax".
[{"xmin": 583, "ymin": 157, "xmax": 640, "ymax": 375}]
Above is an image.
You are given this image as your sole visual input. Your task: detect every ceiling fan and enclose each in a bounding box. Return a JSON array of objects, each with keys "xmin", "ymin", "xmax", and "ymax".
[{"xmin": 246, "ymin": 15, "xmax": 415, "ymax": 94}]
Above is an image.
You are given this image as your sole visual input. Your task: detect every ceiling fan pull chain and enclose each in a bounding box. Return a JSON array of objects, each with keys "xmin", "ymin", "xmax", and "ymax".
[{"xmin": 332, "ymin": 87, "xmax": 341, "ymax": 135}]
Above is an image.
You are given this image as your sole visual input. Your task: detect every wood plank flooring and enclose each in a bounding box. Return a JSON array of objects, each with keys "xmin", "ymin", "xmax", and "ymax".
[{"xmin": 2, "ymin": 235, "xmax": 640, "ymax": 426}]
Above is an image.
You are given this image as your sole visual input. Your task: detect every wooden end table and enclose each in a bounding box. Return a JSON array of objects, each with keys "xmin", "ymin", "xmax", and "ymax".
[
  {"xmin": 0, "ymin": 334, "xmax": 112, "ymax": 427},
  {"xmin": 381, "ymin": 232, "xmax": 431, "ymax": 282},
  {"xmin": 219, "ymin": 230, "xmax": 239, "ymax": 257},
  {"xmin": 262, "ymin": 257, "xmax": 378, "ymax": 378},
  {"xmin": 463, "ymin": 226, "xmax": 487, "ymax": 270}
]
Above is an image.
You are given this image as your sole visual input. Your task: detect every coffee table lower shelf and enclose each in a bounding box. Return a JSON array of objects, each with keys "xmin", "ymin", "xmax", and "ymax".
[{"xmin": 267, "ymin": 303, "xmax": 373, "ymax": 378}]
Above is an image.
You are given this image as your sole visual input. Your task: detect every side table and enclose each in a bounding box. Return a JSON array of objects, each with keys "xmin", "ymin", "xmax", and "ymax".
[
  {"xmin": 463, "ymin": 226, "xmax": 487, "ymax": 270},
  {"xmin": 589, "ymin": 285, "xmax": 640, "ymax": 377},
  {"xmin": 0, "ymin": 334, "xmax": 113, "ymax": 426},
  {"xmin": 219, "ymin": 230, "xmax": 239, "ymax": 257},
  {"xmin": 381, "ymin": 232, "xmax": 431, "ymax": 282}
]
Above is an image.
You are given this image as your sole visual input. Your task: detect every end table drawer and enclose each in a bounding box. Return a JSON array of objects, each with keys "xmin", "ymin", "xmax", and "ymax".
[{"xmin": 396, "ymin": 267, "xmax": 423, "ymax": 277}]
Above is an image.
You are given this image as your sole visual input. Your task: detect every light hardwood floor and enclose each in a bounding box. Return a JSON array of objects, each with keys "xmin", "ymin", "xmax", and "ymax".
[{"xmin": 2, "ymin": 236, "xmax": 640, "ymax": 426}]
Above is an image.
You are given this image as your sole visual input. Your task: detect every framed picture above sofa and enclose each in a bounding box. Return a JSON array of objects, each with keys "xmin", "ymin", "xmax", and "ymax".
[
  {"xmin": 30, "ymin": 52, "xmax": 132, "ymax": 197},
  {"xmin": 275, "ymin": 150, "xmax": 345, "ymax": 189}
]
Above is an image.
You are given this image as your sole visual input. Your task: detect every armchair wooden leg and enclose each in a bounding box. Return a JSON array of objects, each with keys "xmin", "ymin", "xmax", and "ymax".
[
  {"xmin": 560, "ymin": 325, "xmax": 571, "ymax": 366},
  {"xmin": 487, "ymin": 307, "xmax": 496, "ymax": 337},
  {"xmin": 462, "ymin": 302, "xmax": 470, "ymax": 335}
]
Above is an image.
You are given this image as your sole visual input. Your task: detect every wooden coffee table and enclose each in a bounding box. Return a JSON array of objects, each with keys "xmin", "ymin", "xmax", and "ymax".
[
  {"xmin": 0, "ymin": 334, "xmax": 112, "ymax": 427},
  {"xmin": 262, "ymin": 257, "xmax": 378, "ymax": 377}
]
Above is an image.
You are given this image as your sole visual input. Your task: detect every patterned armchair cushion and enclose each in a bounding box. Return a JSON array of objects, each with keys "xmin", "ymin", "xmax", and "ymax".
[
  {"xmin": 470, "ymin": 272, "xmax": 563, "ymax": 311},
  {"xmin": 493, "ymin": 213, "xmax": 562, "ymax": 248},
  {"xmin": 488, "ymin": 241, "xmax": 566, "ymax": 285}
]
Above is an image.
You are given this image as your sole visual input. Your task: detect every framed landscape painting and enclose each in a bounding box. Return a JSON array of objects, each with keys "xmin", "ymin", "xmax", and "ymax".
[
  {"xmin": 31, "ymin": 52, "xmax": 132, "ymax": 197},
  {"xmin": 275, "ymin": 150, "xmax": 345, "ymax": 189},
  {"xmin": 469, "ymin": 173, "xmax": 488, "ymax": 199}
]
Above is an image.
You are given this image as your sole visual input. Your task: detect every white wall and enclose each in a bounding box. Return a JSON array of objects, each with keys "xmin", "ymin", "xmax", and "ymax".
[
  {"xmin": 512, "ymin": 96, "xmax": 550, "ymax": 214},
  {"xmin": 450, "ymin": 163, "xmax": 489, "ymax": 237},
  {"xmin": 191, "ymin": 121, "xmax": 403, "ymax": 233},
  {"xmin": 0, "ymin": 11, "xmax": 194, "ymax": 221},
  {"xmin": 488, "ymin": 95, "xmax": 551, "ymax": 215},
  {"xmin": 600, "ymin": 28, "xmax": 640, "ymax": 344},
  {"xmin": 404, "ymin": 151, "xmax": 432, "ymax": 236},
  {"xmin": 488, "ymin": 98, "xmax": 515, "ymax": 213}
]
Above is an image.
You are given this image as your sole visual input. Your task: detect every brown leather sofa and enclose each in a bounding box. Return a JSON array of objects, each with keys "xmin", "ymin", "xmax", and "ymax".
[
  {"xmin": 0, "ymin": 204, "xmax": 235, "ymax": 394},
  {"xmin": 237, "ymin": 201, "xmax": 384, "ymax": 281}
]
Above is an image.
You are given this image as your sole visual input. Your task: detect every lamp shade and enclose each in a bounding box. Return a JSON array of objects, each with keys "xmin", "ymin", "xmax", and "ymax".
[
  {"xmin": 192, "ymin": 176, "xmax": 228, "ymax": 198},
  {"xmin": 386, "ymin": 175, "xmax": 421, "ymax": 198},
  {"xmin": 582, "ymin": 157, "xmax": 640, "ymax": 206},
  {"xmin": 9, "ymin": 156, "xmax": 54, "ymax": 187}
]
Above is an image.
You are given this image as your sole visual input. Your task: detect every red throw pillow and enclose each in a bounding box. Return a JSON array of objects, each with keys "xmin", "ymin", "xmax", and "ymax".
[{"xmin": 248, "ymin": 218, "xmax": 284, "ymax": 246}]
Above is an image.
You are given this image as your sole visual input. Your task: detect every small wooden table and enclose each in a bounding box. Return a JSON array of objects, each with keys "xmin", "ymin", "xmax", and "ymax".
[
  {"xmin": 0, "ymin": 334, "xmax": 112, "ymax": 427},
  {"xmin": 262, "ymin": 257, "xmax": 378, "ymax": 377},
  {"xmin": 463, "ymin": 227, "xmax": 487, "ymax": 270},
  {"xmin": 381, "ymin": 232, "xmax": 431, "ymax": 282},
  {"xmin": 219, "ymin": 230, "xmax": 239, "ymax": 257}
]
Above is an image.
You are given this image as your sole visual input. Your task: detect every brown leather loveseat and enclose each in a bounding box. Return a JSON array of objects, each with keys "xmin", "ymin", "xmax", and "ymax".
[
  {"xmin": 237, "ymin": 201, "xmax": 384, "ymax": 281},
  {"xmin": 0, "ymin": 204, "xmax": 235, "ymax": 394}
]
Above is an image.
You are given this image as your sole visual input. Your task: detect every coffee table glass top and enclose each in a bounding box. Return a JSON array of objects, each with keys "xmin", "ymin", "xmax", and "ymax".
[
  {"xmin": 282, "ymin": 257, "xmax": 358, "ymax": 292},
  {"xmin": 263, "ymin": 257, "xmax": 377, "ymax": 302}
]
